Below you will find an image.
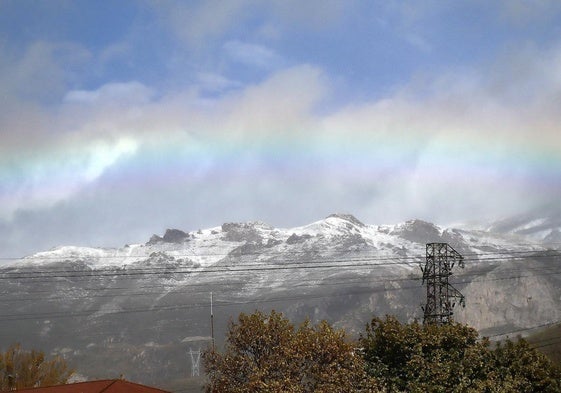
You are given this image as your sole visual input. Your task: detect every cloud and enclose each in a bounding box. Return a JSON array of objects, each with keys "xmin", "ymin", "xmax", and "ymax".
[
  {"xmin": 372, "ymin": 0, "xmax": 437, "ymax": 48},
  {"xmin": 99, "ymin": 41, "xmax": 133, "ymax": 67},
  {"xmin": 151, "ymin": 0, "xmax": 350, "ymax": 49},
  {"xmin": 215, "ymin": 65, "xmax": 327, "ymax": 138},
  {"xmin": 0, "ymin": 40, "xmax": 91, "ymax": 103},
  {"xmin": 0, "ymin": 133, "xmax": 138, "ymax": 216},
  {"xmin": 5, "ymin": 45, "xmax": 561, "ymax": 226},
  {"xmin": 151, "ymin": 0, "xmax": 252, "ymax": 48},
  {"xmin": 196, "ymin": 72, "xmax": 242, "ymax": 93},
  {"xmin": 223, "ymin": 40, "xmax": 282, "ymax": 69},
  {"xmin": 63, "ymin": 81, "xmax": 154, "ymax": 105},
  {"xmin": 497, "ymin": 0, "xmax": 561, "ymax": 26},
  {"xmin": 0, "ymin": 81, "xmax": 152, "ymax": 220},
  {"xmin": 317, "ymin": 41, "xmax": 561, "ymax": 224},
  {"xmin": 3, "ymin": 33, "xmax": 561, "ymax": 257},
  {"xmin": 0, "ymin": 64, "xmax": 329, "ymax": 220}
]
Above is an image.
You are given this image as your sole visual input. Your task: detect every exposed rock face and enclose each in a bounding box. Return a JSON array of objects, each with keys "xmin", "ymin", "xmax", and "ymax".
[
  {"xmin": 327, "ymin": 213, "xmax": 365, "ymax": 228},
  {"xmin": 162, "ymin": 229, "xmax": 189, "ymax": 243},
  {"xmin": 458, "ymin": 257, "xmax": 561, "ymax": 335},
  {"xmin": 221, "ymin": 222, "xmax": 271, "ymax": 242},
  {"xmin": 146, "ymin": 234, "xmax": 163, "ymax": 245},
  {"xmin": 146, "ymin": 229, "xmax": 189, "ymax": 244},
  {"xmin": 391, "ymin": 219, "xmax": 442, "ymax": 243},
  {"xmin": 286, "ymin": 233, "xmax": 312, "ymax": 244}
]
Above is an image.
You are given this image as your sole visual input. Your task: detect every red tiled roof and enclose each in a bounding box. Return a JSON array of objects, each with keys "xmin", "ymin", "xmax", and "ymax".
[{"xmin": 4, "ymin": 379, "xmax": 170, "ymax": 393}]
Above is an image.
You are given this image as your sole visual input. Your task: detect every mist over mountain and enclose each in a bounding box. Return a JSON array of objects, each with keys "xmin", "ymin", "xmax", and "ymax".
[{"xmin": 1, "ymin": 213, "xmax": 560, "ymax": 391}]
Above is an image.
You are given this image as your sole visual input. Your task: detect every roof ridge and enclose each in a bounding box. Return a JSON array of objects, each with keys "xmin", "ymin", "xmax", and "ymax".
[{"xmin": 98, "ymin": 379, "xmax": 119, "ymax": 393}]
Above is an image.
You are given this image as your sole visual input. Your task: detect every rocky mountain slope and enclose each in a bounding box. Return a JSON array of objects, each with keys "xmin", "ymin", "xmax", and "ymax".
[{"xmin": 1, "ymin": 214, "xmax": 560, "ymax": 391}]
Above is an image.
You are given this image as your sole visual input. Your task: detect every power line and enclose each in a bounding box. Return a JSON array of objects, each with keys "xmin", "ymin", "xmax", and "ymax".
[
  {"xmin": 1, "ymin": 259, "xmax": 561, "ymax": 305},
  {"xmin": 2, "ymin": 266, "xmax": 561, "ymax": 323},
  {"xmin": 0, "ymin": 235, "xmax": 557, "ymax": 262},
  {"xmin": 0, "ymin": 248, "xmax": 557, "ymax": 306},
  {"xmin": 1, "ymin": 249, "xmax": 560, "ymax": 282},
  {"xmin": 0, "ymin": 284, "xmax": 423, "ymax": 322},
  {"xmin": 0, "ymin": 275, "xmax": 415, "ymax": 304},
  {"xmin": 0, "ymin": 245, "xmax": 558, "ymax": 268},
  {"xmin": 1, "ymin": 246, "xmax": 560, "ymax": 344}
]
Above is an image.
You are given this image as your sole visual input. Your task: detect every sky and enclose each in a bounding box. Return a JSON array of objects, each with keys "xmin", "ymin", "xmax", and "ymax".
[{"xmin": 1, "ymin": 0, "xmax": 561, "ymax": 258}]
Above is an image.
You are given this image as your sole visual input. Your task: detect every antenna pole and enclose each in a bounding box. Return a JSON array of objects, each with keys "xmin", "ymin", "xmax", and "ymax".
[{"xmin": 210, "ymin": 292, "xmax": 215, "ymax": 350}]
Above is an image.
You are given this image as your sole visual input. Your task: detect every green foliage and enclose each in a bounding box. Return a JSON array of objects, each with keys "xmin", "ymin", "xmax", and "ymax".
[
  {"xmin": 360, "ymin": 316, "xmax": 561, "ymax": 392},
  {"xmin": 203, "ymin": 310, "xmax": 381, "ymax": 392},
  {"xmin": 0, "ymin": 343, "xmax": 73, "ymax": 390}
]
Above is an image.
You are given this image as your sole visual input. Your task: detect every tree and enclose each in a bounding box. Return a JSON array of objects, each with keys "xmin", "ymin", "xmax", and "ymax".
[
  {"xmin": 202, "ymin": 310, "xmax": 381, "ymax": 392},
  {"xmin": 0, "ymin": 343, "xmax": 73, "ymax": 390},
  {"xmin": 483, "ymin": 338, "xmax": 561, "ymax": 392},
  {"xmin": 360, "ymin": 315, "xmax": 561, "ymax": 392}
]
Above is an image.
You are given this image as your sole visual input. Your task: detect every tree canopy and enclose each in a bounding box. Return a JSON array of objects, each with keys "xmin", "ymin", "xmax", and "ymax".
[
  {"xmin": 203, "ymin": 311, "xmax": 561, "ymax": 392},
  {"xmin": 202, "ymin": 310, "xmax": 380, "ymax": 392},
  {"xmin": 360, "ymin": 315, "xmax": 561, "ymax": 392},
  {"xmin": 0, "ymin": 343, "xmax": 73, "ymax": 390}
]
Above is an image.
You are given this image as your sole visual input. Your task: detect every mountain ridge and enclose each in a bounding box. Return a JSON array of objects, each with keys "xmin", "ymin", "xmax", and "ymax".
[{"xmin": 1, "ymin": 213, "xmax": 560, "ymax": 390}]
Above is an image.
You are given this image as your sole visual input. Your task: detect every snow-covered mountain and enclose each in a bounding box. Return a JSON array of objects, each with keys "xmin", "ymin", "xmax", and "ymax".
[
  {"xmin": 486, "ymin": 206, "xmax": 561, "ymax": 243},
  {"xmin": 1, "ymin": 214, "xmax": 560, "ymax": 391}
]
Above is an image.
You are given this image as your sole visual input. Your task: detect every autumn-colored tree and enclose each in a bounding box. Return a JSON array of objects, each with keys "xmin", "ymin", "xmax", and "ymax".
[
  {"xmin": 203, "ymin": 310, "xmax": 381, "ymax": 392},
  {"xmin": 0, "ymin": 343, "xmax": 73, "ymax": 390},
  {"xmin": 360, "ymin": 316, "xmax": 561, "ymax": 392}
]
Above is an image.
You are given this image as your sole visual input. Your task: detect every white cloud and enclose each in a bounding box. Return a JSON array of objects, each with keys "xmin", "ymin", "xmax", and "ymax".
[
  {"xmin": 223, "ymin": 40, "xmax": 282, "ymax": 69},
  {"xmin": 196, "ymin": 72, "xmax": 242, "ymax": 92},
  {"xmin": 64, "ymin": 81, "xmax": 154, "ymax": 105},
  {"xmin": 99, "ymin": 41, "xmax": 133, "ymax": 66},
  {"xmin": 81, "ymin": 138, "xmax": 139, "ymax": 181},
  {"xmin": 3, "ymin": 38, "xmax": 561, "ymax": 236},
  {"xmin": 3, "ymin": 1, "xmax": 561, "ymax": 258},
  {"xmin": 151, "ymin": 0, "xmax": 350, "ymax": 49},
  {"xmin": 0, "ymin": 136, "xmax": 139, "ymax": 220},
  {"xmin": 206, "ymin": 65, "xmax": 327, "ymax": 143}
]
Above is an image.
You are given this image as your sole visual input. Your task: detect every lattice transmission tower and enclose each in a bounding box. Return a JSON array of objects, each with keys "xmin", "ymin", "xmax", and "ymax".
[
  {"xmin": 189, "ymin": 348, "xmax": 201, "ymax": 377},
  {"xmin": 421, "ymin": 243, "xmax": 465, "ymax": 324}
]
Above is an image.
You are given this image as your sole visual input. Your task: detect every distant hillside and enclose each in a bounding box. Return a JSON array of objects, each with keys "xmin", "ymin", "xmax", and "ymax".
[
  {"xmin": 527, "ymin": 323, "xmax": 561, "ymax": 364},
  {"xmin": 2, "ymin": 213, "xmax": 561, "ymax": 389}
]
